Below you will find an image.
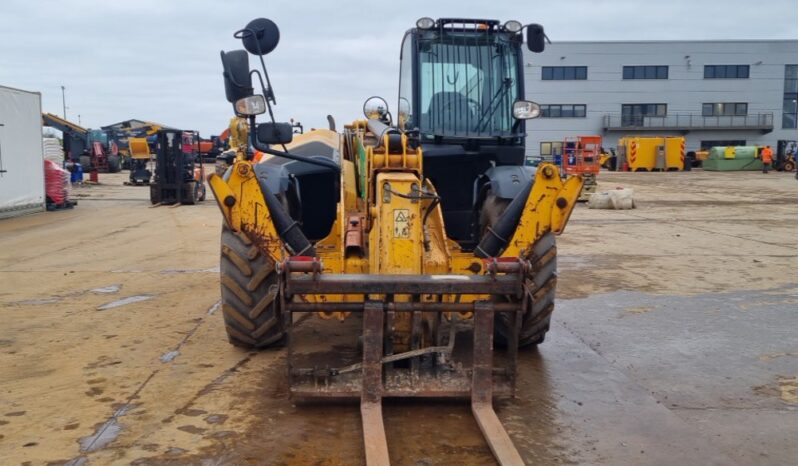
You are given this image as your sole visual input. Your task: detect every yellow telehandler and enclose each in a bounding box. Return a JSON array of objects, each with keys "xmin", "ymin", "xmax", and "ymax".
[{"xmin": 208, "ymin": 17, "xmax": 582, "ymax": 465}]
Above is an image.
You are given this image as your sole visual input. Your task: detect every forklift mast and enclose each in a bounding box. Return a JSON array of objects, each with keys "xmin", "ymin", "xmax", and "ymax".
[{"xmin": 151, "ymin": 129, "xmax": 204, "ymax": 205}]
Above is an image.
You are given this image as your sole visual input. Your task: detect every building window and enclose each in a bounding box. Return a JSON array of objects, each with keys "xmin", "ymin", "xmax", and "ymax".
[
  {"xmin": 700, "ymin": 140, "xmax": 746, "ymax": 149},
  {"xmin": 540, "ymin": 141, "xmax": 564, "ymax": 157},
  {"xmin": 540, "ymin": 104, "xmax": 586, "ymax": 118},
  {"xmin": 621, "ymin": 103, "xmax": 667, "ymax": 126},
  {"xmin": 783, "ymin": 65, "xmax": 798, "ymax": 129},
  {"xmin": 704, "ymin": 65, "xmax": 749, "ymax": 79},
  {"xmin": 622, "ymin": 65, "xmax": 668, "ymax": 79},
  {"xmin": 542, "ymin": 66, "xmax": 587, "ymax": 80},
  {"xmin": 702, "ymin": 102, "xmax": 748, "ymax": 116}
]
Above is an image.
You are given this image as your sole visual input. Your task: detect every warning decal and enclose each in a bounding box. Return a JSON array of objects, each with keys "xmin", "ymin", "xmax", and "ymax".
[{"xmin": 393, "ymin": 209, "xmax": 410, "ymax": 238}]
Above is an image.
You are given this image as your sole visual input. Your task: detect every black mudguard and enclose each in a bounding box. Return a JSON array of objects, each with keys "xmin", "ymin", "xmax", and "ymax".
[
  {"xmin": 482, "ymin": 165, "xmax": 536, "ymax": 200},
  {"xmin": 253, "ymin": 162, "xmax": 291, "ymax": 195}
]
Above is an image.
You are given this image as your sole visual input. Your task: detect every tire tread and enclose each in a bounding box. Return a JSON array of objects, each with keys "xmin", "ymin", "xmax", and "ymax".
[
  {"xmin": 495, "ymin": 232, "xmax": 558, "ymax": 348},
  {"xmin": 220, "ymin": 226, "xmax": 284, "ymax": 349}
]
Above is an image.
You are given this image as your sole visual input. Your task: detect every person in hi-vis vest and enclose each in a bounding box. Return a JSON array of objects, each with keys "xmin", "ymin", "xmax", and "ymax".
[{"xmin": 761, "ymin": 146, "xmax": 773, "ymax": 173}]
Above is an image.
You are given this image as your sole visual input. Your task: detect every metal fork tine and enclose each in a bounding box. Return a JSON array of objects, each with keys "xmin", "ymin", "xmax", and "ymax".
[
  {"xmin": 362, "ymin": 301, "xmax": 390, "ymax": 465},
  {"xmin": 471, "ymin": 302, "xmax": 525, "ymax": 466}
]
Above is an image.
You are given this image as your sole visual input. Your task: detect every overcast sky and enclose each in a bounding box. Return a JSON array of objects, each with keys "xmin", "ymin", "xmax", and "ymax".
[{"xmin": 1, "ymin": 0, "xmax": 794, "ymax": 136}]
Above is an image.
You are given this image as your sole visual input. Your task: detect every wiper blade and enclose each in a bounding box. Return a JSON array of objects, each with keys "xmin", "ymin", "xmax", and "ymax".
[{"xmin": 473, "ymin": 78, "xmax": 512, "ymax": 132}]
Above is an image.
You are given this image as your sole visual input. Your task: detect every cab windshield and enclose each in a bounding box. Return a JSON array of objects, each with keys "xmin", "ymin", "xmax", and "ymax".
[
  {"xmin": 87, "ymin": 129, "xmax": 108, "ymax": 145},
  {"xmin": 418, "ymin": 32, "xmax": 519, "ymax": 138}
]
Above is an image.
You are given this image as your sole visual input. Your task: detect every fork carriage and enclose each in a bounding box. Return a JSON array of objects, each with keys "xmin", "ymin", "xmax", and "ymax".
[{"xmin": 282, "ymin": 257, "xmax": 530, "ymax": 465}]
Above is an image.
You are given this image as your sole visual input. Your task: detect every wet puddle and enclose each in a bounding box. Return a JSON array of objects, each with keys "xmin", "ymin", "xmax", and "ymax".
[
  {"xmin": 61, "ymin": 457, "xmax": 88, "ymax": 466},
  {"xmin": 206, "ymin": 300, "xmax": 221, "ymax": 315},
  {"xmin": 90, "ymin": 284, "xmax": 122, "ymax": 294},
  {"xmin": 10, "ymin": 297, "xmax": 61, "ymax": 306},
  {"xmin": 79, "ymin": 404, "xmax": 135, "ymax": 452},
  {"xmin": 160, "ymin": 267, "xmax": 219, "ymax": 274},
  {"xmin": 160, "ymin": 350, "xmax": 180, "ymax": 363},
  {"xmin": 97, "ymin": 295, "xmax": 153, "ymax": 310},
  {"xmin": 9, "ymin": 284, "xmax": 121, "ymax": 306}
]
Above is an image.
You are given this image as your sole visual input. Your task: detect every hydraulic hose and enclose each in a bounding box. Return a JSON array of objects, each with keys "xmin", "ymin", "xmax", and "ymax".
[
  {"xmin": 474, "ymin": 179, "xmax": 533, "ymax": 258},
  {"xmin": 366, "ymin": 118, "xmax": 398, "ymax": 143},
  {"xmin": 255, "ymin": 176, "xmax": 316, "ymax": 257}
]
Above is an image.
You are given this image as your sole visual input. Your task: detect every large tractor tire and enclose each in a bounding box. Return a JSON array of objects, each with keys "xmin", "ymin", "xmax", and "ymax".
[
  {"xmin": 79, "ymin": 155, "xmax": 92, "ymax": 172},
  {"xmin": 494, "ymin": 232, "xmax": 557, "ymax": 348},
  {"xmin": 196, "ymin": 181, "xmax": 207, "ymax": 202},
  {"xmin": 219, "ymin": 226, "xmax": 285, "ymax": 349},
  {"xmin": 149, "ymin": 184, "xmax": 161, "ymax": 205},
  {"xmin": 182, "ymin": 181, "xmax": 197, "ymax": 205},
  {"xmin": 480, "ymin": 194, "xmax": 556, "ymax": 348},
  {"xmin": 107, "ymin": 155, "xmax": 121, "ymax": 173}
]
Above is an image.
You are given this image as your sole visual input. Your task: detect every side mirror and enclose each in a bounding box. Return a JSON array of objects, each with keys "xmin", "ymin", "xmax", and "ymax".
[
  {"xmin": 220, "ymin": 50, "xmax": 253, "ymax": 103},
  {"xmin": 239, "ymin": 18, "xmax": 280, "ymax": 56},
  {"xmin": 363, "ymin": 96, "xmax": 390, "ymax": 122},
  {"xmin": 257, "ymin": 122, "xmax": 293, "ymax": 145},
  {"xmin": 526, "ymin": 24, "xmax": 545, "ymax": 53},
  {"xmin": 513, "ymin": 100, "xmax": 541, "ymax": 119}
]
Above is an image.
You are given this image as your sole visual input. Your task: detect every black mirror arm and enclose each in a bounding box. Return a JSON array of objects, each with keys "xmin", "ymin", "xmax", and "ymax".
[
  {"xmin": 248, "ymin": 123, "xmax": 341, "ymax": 173},
  {"xmin": 256, "ymin": 54, "xmax": 276, "ymax": 105},
  {"xmin": 249, "ymin": 70, "xmax": 278, "ymax": 123},
  {"xmin": 521, "ymin": 23, "xmax": 552, "ymax": 44}
]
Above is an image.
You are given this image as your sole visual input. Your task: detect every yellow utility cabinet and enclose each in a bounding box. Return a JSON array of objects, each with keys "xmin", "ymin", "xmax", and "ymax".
[{"xmin": 617, "ymin": 136, "xmax": 684, "ymax": 171}]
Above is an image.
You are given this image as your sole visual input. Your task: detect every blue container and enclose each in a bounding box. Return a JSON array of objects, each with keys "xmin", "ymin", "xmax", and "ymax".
[{"xmin": 71, "ymin": 163, "xmax": 84, "ymax": 183}]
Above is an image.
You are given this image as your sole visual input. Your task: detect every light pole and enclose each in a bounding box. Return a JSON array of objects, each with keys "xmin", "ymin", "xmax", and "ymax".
[
  {"xmin": 78, "ymin": 114, "xmax": 81, "ymax": 126},
  {"xmin": 61, "ymin": 85, "xmax": 67, "ymax": 120}
]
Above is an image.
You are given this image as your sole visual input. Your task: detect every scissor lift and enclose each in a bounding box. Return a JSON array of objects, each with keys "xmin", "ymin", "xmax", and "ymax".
[{"xmin": 562, "ymin": 136, "xmax": 602, "ymax": 201}]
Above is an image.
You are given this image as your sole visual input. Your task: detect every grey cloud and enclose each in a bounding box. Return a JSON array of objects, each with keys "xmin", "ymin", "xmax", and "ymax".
[{"xmin": 2, "ymin": 0, "xmax": 793, "ymax": 135}]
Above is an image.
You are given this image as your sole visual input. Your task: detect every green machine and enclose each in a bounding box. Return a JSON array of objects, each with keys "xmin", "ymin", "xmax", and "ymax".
[{"xmin": 702, "ymin": 146, "xmax": 764, "ymax": 171}]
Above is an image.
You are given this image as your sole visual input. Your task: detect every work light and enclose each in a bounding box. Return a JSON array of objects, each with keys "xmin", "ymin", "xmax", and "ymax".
[
  {"xmin": 503, "ymin": 20, "xmax": 523, "ymax": 33},
  {"xmin": 235, "ymin": 95, "xmax": 267, "ymax": 116},
  {"xmin": 416, "ymin": 17, "xmax": 435, "ymax": 29}
]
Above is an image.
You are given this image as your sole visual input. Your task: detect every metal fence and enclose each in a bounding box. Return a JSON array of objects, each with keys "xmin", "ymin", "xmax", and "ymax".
[{"xmin": 603, "ymin": 113, "xmax": 774, "ymax": 131}]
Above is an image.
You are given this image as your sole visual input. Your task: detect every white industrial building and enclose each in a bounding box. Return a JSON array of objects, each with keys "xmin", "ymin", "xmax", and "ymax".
[{"xmin": 522, "ymin": 40, "xmax": 798, "ymax": 161}]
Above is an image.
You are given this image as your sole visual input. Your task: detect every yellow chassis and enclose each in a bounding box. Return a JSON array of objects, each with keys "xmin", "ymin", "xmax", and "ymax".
[{"xmin": 208, "ymin": 124, "xmax": 582, "ymax": 324}]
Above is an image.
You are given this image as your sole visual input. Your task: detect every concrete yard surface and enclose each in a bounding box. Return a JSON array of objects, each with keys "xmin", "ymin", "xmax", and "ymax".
[{"xmin": 0, "ymin": 170, "xmax": 797, "ymax": 465}]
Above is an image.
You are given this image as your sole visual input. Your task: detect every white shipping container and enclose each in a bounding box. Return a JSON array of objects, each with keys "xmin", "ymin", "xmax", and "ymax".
[{"xmin": 0, "ymin": 85, "xmax": 45, "ymax": 219}]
